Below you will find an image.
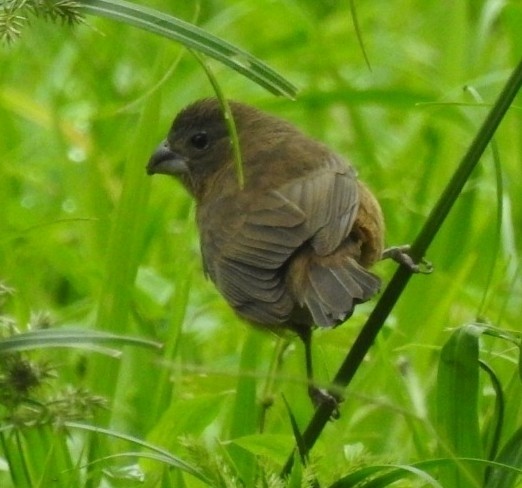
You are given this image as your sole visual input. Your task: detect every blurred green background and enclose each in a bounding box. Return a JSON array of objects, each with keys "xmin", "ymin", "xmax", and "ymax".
[{"xmin": 0, "ymin": 0, "xmax": 521, "ymax": 486}]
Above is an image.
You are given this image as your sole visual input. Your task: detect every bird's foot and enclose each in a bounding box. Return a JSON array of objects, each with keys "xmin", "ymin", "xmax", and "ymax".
[
  {"xmin": 308, "ymin": 385, "xmax": 343, "ymax": 420},
  {"xmin": 382, "ymin": 245, "xmax": 433, "ymax": 274}
]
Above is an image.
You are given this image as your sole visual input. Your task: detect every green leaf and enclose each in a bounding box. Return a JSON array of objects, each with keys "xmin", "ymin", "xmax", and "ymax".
[
  {"xmin": 329, "ymin": 462, "xmax": 443, "ymax": 488},
  {"xmin": 147, "ymin": 394, "xmax": 226, "ymax": 452},
  {"xmin": 88, "ymin": 62, "xmax": 162, "ymax": 409},
  {"xmin": 0, "ymin": 431, "xmax": 32, "ymax": 488},
  {"xmin": 519, "ymin": 342, "xmax": 522, "ymax": 383},
  {"xmin": 436, "ymin": 324, "xmax": 484, "ymax": 487},
  {"xmin": 2, "ymin": 425, "xmax": 79, "ymax": 488},
  {"xmin": 76, "ymin": 0, "xmax": 297, "ymax": 98},
  {"xmin": 329, "ymin": 458, "xmax": 521, "ymax": 488},
  {"xmin": 486, "ymin": 426, "xmax": 522, "ymax": 488},
  {"xmin": 228, "ymin": 434, "xmax": 294, "ymax": 466},
  {"xmin": 65, "ymin": 422, "xmax": 209, "ymax": 483},
  {"xmin": 282, "ymin": 393, "xmax": 307, "ymax": 466},
  {"xmin": 0, "ymin": 328, "xmax": 161, "ymax": 354},
  {"xmin": 227, "ymin": 329, "xmax": 262, "ymax": 486}
]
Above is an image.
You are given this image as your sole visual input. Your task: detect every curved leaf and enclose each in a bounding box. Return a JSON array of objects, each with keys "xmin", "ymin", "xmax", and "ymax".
[
  {"xmin": 0, "ymin": 328, "xmax": 161, "ymax": 354},
  {"xmin": 76, "ymin": 0, "xmax": 297, "ymax": 98}
]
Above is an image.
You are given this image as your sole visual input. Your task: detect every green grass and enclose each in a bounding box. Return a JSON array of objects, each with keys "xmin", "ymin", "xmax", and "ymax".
[{"xmin": 1, "ymin": 0, "xmax": 522, "ymax": 486}]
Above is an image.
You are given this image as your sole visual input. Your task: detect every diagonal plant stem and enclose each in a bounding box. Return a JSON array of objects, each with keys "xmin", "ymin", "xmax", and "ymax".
[{"xmin": 281, "ymin": 57, "xmax": 522, "ymax": 477}]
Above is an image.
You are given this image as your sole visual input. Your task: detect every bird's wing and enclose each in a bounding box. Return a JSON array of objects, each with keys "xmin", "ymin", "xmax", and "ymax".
[
  {"xmin": 199, "ymin": 157, "xmax": 360, "ymax": 325},
  {"xmin": 274, "ymin": 158, "xmax": 359, "ymax": 256}
]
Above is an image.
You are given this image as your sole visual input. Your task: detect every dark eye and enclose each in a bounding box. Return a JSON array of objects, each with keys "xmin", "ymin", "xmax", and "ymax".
[{"xmin": 189, "ymin": 131, "xmax": 209, "ymax": 150}]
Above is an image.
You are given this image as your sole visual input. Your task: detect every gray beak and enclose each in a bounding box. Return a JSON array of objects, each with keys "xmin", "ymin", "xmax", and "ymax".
[{"xmin": 147, "ymin": 140, "xmax": 189, "ymax": 176}]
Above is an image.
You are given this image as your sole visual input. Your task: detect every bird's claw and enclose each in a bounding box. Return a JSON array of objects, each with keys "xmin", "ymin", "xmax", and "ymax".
[
  {"xmin": 382, "ymin": 245, "xmax": 433, "ymax": 274},
  {"xmin": 308, "ymin": 386, "xmax": 343, "ymax": 420}
]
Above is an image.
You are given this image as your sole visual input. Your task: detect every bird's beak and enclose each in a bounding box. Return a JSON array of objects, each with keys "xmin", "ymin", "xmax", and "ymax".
[{"xmin": 147, "ymin": 140, "xmax": 189, "ymax": 176}]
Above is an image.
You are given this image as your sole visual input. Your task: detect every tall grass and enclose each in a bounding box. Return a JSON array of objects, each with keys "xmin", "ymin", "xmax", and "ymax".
[{"xmin": 0, "ymin": 0, "xmax": 521, "ymax": 486}]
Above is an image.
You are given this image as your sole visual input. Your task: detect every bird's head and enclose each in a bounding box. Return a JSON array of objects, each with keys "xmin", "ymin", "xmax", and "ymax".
[{"xmin": 147, "ymin": 98, "xmax": 258, "ymax": 199}]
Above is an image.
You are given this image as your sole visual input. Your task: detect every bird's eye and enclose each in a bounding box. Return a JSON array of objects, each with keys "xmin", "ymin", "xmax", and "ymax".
[{"xmin": 189, "ymin": 131, "xmax": 209, "ymax": 150}]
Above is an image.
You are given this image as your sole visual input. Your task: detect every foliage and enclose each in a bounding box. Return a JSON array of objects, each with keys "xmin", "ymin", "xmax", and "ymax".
[
  {"xmin": 0, "ymin": 0, "xmax": 82, "ymax": 43},
  {"xmin": 1, "ymin": 0, "xmax": 522, "ymax": 486}
]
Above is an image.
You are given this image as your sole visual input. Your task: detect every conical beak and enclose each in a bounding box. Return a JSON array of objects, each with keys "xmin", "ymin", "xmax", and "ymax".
[{"xmin": 147, "ymin": 140, "xmax": 189, "ymax": 176}]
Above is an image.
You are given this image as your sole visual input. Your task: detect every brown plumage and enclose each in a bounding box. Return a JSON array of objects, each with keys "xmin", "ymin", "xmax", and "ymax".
[{"xmin": 147, "ymin": 98, "xmax": 385, "ymax": 409}]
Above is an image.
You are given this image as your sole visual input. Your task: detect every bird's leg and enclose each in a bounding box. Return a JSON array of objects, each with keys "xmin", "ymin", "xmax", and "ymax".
[
  {"xmin": 299, "ymin": 328, "xmax": 341, "ymax": 419},
  {"xmin": 382, "ymin": 245, "xmax": 433, "ymax": 274}
]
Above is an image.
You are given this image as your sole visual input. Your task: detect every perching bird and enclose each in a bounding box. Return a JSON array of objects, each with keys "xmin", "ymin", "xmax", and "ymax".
[{"xmin": 147, "ymin": 98, "xmax": 387, "ymax": 410}]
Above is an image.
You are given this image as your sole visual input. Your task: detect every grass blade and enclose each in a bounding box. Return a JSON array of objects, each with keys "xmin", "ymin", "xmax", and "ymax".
[
  {"xmin": 486, "ymin": 427, "xmax": 522, "ymax": 488},
  {"xmin": 76, "ymin": 0, "xmax": 297, "ymax": 98},
  {"xmin": 0, "ymin": 328, "xmax": 162, "ymax": 354},
  {"xmin": 66, "ymin": 421, "xmax": 209, "ymax": 483},
  {"xmin": 227, "ymin": 330, "xmax": 261, "ymax": 485},
  {"xmin": 437, "ymin": 324, "xmax": 484, "ymax": 487}
]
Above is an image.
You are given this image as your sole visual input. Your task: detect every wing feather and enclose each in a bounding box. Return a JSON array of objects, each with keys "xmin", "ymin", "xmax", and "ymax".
[{"xmin": 198, "ymin": 156, "xmax": 360, "ymax": 325}]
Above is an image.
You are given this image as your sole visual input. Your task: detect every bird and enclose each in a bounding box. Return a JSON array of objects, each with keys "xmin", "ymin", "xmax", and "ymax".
[{"xmin": 147, "ymin": 98, "xmax": 388, "ymax": 411}]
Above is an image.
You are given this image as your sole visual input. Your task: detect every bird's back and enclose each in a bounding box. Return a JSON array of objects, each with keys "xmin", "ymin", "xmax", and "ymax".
[{"xmin": 195, "ymin": 128, "xmax": 383, "ymax": 333}]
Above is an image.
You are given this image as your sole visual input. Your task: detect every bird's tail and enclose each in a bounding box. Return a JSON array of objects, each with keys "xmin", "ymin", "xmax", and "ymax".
[{"xmin": 290, "ymin": 256, "xmax": 381, "ymax": 328}]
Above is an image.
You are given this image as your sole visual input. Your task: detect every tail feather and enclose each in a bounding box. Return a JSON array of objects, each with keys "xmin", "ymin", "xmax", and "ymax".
[{"xmin": 301, "ymin": 258, "xmax": 380, "ymax": 328}]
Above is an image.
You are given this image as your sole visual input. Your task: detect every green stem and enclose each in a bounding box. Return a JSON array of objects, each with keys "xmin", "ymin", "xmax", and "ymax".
[
  {"xmin": 191, "ymin": 50, "xmax": 245, "ymax": 189},
  {"xmin": 281, "ymin": 57, "xmax": 522, "ymax": 477}
]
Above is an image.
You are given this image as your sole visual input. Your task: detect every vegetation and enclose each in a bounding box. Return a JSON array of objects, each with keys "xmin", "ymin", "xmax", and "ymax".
[{"xmin": 0, "ymin": 0, "xmax": 521, "ymax": 486}]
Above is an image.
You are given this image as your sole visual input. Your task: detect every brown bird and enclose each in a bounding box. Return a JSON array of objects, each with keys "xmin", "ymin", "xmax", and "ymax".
[{"xmin": 147, "ymin": 98, "xmax": 387, "ymax": 409}]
